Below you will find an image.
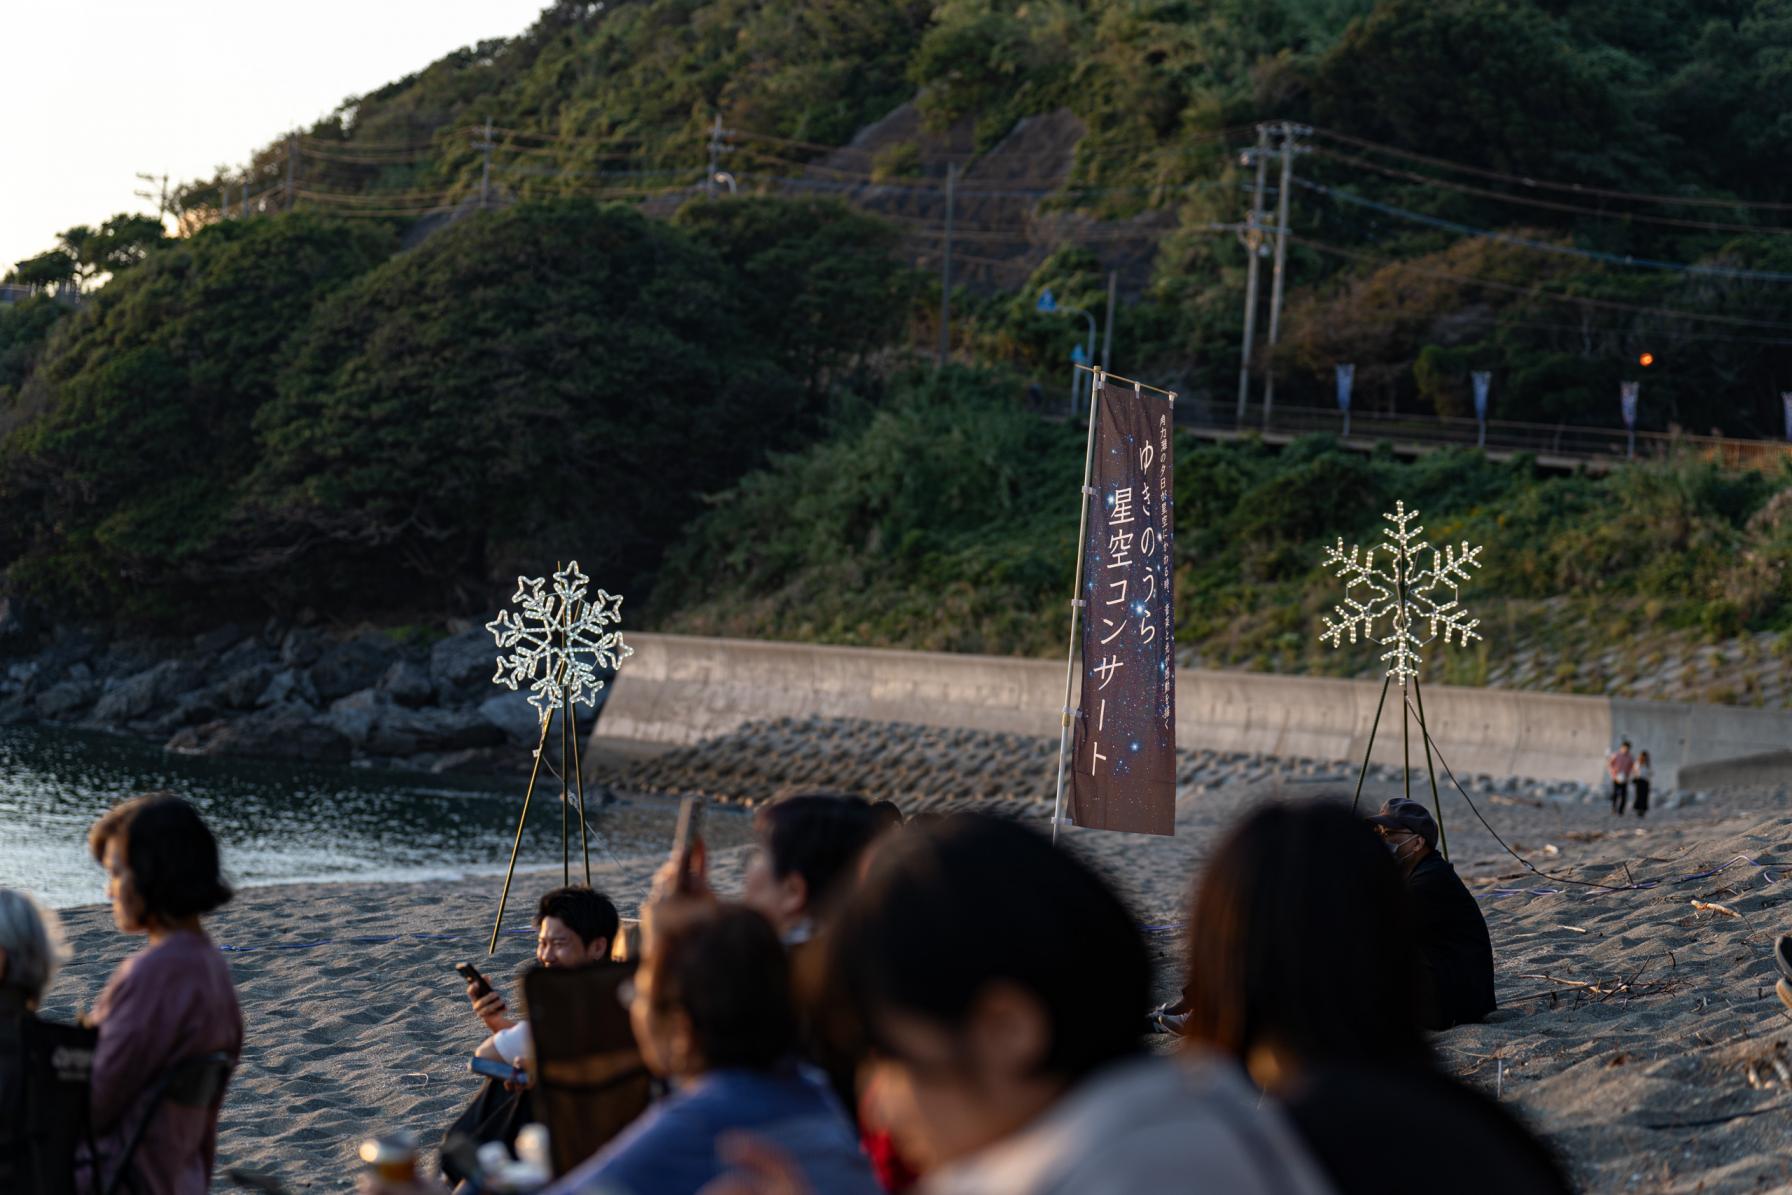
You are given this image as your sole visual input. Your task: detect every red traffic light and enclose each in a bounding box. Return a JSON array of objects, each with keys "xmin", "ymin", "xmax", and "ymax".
[{"xmin": 1638, "ymin": 352, "xmax": 1655, "ymax": 367}]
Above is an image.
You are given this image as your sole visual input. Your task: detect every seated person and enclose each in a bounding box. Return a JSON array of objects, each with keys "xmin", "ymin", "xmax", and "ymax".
[
  {"xmin": 542, "ymin": 901, "xmax": 879, "ymax": 1195},
  {"xmin": 1182, "ymin": 799, "xmax": 1568, "ymax": 1194},
  {"xmin": 1366, "ymin": 797, "xmax": 1496, "ymax": 1029},
  {"xmin": 471, "ymin": 886, "xmax": 620, "ymax": 1066},
  {"xmin": 446, "ymin": 886, "xmax": 618, "ymax": 1181},
  {"xmin": 86, "ymin": 795, "xmax": 242, "ymax": 1195},
  {"xmin": 0, "ymin": 887, "xmax": 74, "ymax": 1192},
  {"xmin": 806, "ymin": 814, "xmax": 1334, "ymax": 1195}
]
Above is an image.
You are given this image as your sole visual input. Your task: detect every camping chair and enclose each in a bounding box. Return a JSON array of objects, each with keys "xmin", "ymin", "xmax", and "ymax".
[
  {"xmin": 522, "ymin": 960, "xmax": 652, "ymax": 1178},
  {"xmin": 101, "ymin": 1050, "xmax": 235, "ymax": 1195},
  {"xmin": 12, "ymin": 1012, "xmax": 97, "ymax": 1195}
]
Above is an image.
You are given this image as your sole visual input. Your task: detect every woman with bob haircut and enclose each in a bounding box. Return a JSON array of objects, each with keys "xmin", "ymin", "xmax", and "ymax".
[
  {"xmin": 1181, "ymin": 799, "xmax": 1571, "ymax": 1195},
  {"xmin": 808, "ymin": 813, "xmax": 1333, "ymax": 1195},
  {"xmin": 86, "ymin": 793, "xmax": 242, "ymax": 1195}
]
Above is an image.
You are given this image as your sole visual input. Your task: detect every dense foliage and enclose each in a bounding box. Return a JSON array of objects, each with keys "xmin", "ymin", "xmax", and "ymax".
[
  {"xmin": 3, "ymin": 0, "xmax": 1791, "ymax": 664},
  {"xmin": 0, "ymin": 198, "xmax": 912, "ymax": 623},
  {"xmin": 659, "ymin": 371, "xmax": 1792, "ymax": 670}
]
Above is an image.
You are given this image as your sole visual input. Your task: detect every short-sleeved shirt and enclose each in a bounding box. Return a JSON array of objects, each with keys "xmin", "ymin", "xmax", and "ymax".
[
  {"xmin": 1608, "ymin": 750, "xmax": 1634, "ymax": 781},
  {"xmin": 545, "ymin": 1065, "xmax": 878, "ymax": 1195}
]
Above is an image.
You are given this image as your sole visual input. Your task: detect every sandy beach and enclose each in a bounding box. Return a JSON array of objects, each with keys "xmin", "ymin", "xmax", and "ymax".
[{"xmin": 38, "ymin": 764, "xmax": 1792, "ymax": 1193}]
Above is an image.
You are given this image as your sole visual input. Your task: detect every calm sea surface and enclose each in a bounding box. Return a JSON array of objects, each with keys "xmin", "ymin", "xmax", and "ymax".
[{"xmin": 0, "ymin": 724, "xmax": 739, "ymax": 909}]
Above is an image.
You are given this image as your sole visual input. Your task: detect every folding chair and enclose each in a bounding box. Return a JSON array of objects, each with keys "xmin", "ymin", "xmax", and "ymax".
[
  {"xmin": 522, "ymin": 961, "xmax": 652, "ymax": 1178},
  {"xmin": 101, "ymin": 1050, "xmax": 235, "ymax": 1195},
  {"xmin": 11, "ymin": 1012, "xmax": 98, "ymax": 1195}
]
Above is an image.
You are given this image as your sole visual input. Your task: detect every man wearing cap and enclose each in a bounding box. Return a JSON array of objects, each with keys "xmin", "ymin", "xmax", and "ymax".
[{"xmin": 1368, "ymin": 798, "xmax": 1496, "ymax": 1030}]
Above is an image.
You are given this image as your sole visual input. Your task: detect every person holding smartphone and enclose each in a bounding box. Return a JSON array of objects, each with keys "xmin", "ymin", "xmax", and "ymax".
[{"xmin": 441, "ymin": 886, "xmax": 619, "ymax": 1184}]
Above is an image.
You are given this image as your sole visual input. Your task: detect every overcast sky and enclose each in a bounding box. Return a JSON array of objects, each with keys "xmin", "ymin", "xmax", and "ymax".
[{"xmin": 1, "ymin": 0, "xmax": 551, "ymax": 273}]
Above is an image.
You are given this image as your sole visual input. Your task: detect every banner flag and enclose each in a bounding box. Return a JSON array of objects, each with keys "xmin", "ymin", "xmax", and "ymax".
[
  {"xmin": 1335, "ymin": 363, "xmax": 1355, "ymax": 411},
  {"xmin": 1472, "ymin": 371, "xmax": 1492, "ymax": 421},
  {"xmin": 1621, "ymin": 381, "xmax": 1640, "ymax": 429},
  {"xmin": 1070, "ymin": 377, "xmax": 1176, "ymax": 836},
  {"xmin": 1782, "ymin": 392, "xmax": 1791, "ymax": 443}
]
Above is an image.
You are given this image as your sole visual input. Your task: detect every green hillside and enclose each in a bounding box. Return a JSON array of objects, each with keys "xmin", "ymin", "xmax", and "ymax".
[{"xmin": 1, "ymin": 0, "xmax": 1789, "ymax": 688}]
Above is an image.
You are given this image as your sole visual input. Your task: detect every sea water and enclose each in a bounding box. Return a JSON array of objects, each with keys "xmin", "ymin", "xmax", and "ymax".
[{"xmin": 0, "ymin": 724, "xmax": 734, "ymax": 908}]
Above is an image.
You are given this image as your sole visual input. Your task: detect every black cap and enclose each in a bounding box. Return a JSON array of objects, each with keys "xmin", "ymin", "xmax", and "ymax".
[{"xmin": 1367, "ymin": 798, "xmax": 1437, "ymax": 851}]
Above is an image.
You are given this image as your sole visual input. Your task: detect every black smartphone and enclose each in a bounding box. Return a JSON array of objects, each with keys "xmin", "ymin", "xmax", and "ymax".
[
  {"xmin": 468, "ymin": 1057, "xmax": 526, "ymax": 1085},
  {"xmin": 455, "ymin": 962, "xmax": 492, "ymax": 1000},
  {"xmin": 671, "ymin": 795, "xmax": 707, "ymax": 893}
]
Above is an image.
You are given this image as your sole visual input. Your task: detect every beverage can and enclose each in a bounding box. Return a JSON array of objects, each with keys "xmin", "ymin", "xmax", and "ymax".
[{"xmin": 358, "ymin": 1132, "xmax": 418, "ymax": 1182}]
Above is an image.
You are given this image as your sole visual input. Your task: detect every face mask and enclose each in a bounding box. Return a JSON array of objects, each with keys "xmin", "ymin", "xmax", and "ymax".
[{"xmin": 1387, "ymin": 836, "xmax": 1421, "ymax": 862}]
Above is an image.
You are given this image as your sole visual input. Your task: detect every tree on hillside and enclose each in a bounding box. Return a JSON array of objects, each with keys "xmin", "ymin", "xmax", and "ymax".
[
  {"xmin": 237, "ymin": 197, "xmax": 913, "ymax": 618},
  {"xmin": 0, "ymin": 215, "xmax": 395, "ymax": 619},
  {"xmin": 5, "ymin": 214, "xmax": 170, "ymax": 293}
]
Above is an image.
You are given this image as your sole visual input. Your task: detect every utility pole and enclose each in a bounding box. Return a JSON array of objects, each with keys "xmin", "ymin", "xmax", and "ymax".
[
  {"xmin": 937, "ymin": 161, "xmax": 958, "ymax": 370},
  {"xmin": 706, "ymin": 114, "xmax": 724, "ymax": 198},
  {"xmin": 474, "ymin": 117, "xmax": 495, "ymax": 209},
  {"xmin": 1101, "ymin": 270, "xmax": 1117, "ymax": 370},
  {"xmin": 1268, "ymin": 121, "xmax": 1311, "ymax": 428},
  {"xmin": 1235, "ymin": 126, "xmax": 1270, "ymax": 426},
  {"xmin": 1262, "ymin": 122, "xmax": 1309, "ymax": 429},
  {"xmin": 286, "ymin": 134, "xmax": 298, "ymax": 211}
]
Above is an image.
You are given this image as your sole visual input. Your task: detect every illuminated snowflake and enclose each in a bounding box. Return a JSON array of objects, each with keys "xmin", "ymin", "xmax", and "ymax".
[
  {"xmin": 1318, "ymin": 501, "xmax": 1483, "ymax": 686},
  {"xmin": 486, "ymin": 560, "xmax": 633, "ymax": 716}
]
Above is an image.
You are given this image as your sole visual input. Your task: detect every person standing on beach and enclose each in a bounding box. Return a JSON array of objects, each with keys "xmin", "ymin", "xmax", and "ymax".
[
  {"xmin": 1607, "ymin": 739, "xmax": 1634, "ymax": 814},
  {"xmin": 1367, "ymin": 798, "xmax": 1496, "ymax": 1030},
  {"xmin": 1632, "ymin": 750, "xmax": 1652, "ymax": 818},
  {"xmin": 85, "ymin": 794, "xmax": 242, "ymax": 1195}
]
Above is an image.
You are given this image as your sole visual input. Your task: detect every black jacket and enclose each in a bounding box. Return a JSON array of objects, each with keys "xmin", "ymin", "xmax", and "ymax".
[{"xmin": 1406, "ymin": 852, "xmax": 1496, "ymax": 1029}]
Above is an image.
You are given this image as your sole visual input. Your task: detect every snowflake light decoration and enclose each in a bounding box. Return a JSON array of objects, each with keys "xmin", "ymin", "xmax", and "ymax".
[
  {"xmin": 487, "ymin": 560, "xmax": 633, "ymax": 717},
  {"xmin": 1318, "ymin": 501, "xmax": 1483, "ymax": 687}
]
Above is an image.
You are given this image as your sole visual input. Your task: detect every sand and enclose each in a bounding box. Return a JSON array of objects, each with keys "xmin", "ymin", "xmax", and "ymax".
[{"xmin": 37, "ymin": 769, "xmax": 1792, "ymax": 1193}]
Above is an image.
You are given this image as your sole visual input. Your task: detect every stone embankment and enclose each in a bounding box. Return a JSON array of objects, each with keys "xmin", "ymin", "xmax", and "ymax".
[
  {"xmin": 591, "ymin": 713, "xmax": 1717, "ymax": 815},
  {"xmin": 0, "ymin": 610, "xmax": 566, "ymax": 774}
]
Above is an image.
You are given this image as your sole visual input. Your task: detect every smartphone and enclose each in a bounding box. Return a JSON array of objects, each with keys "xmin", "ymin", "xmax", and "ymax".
[
  {"xmin": 671, "ymin": 795, "xmax": 707, "ymax": 893},
  {"xmin": 468, "ymin": 1057, "xmax": 527, "ymax": 1086},
  {"xmin": 455, "ymin": 962, "xmax": 492, "ymax": 1000}
]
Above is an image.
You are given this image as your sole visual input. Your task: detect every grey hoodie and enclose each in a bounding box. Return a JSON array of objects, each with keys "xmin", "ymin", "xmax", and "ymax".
[{"xmin": 920, "ymin": 1053, "xmax": 1337, "ymax": 1195}]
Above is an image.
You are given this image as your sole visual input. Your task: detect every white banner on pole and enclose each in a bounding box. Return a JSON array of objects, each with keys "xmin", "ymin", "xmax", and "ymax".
[
  {"xmin": 1783, "ymin": 391, "xmax": 1792, "ymax": 443},
  {"xmin": 1472, "ymin": 371, "xmax": 1491, "ymax": 421},
  {"xmin": 1335, "ymin": 363, "xmax": 1354, "ymax": 411},
  {"xmin": 1620, "ymin": 381, "xmax": 1640, "ymax": 430}
]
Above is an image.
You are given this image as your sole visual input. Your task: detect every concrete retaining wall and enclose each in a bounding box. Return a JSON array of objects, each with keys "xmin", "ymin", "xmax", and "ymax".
[{"xmin": 596, "ymin": 633, "xmax": 1792, "ymax": 789}]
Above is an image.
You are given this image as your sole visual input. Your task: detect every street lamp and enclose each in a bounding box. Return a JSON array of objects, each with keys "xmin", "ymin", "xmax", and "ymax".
[{"xmin": 1038, "ymin": 288, "xmax": 1097, "ymax": 415}]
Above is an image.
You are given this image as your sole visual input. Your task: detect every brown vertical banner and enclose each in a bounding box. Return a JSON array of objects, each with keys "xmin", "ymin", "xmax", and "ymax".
[{"xmin": 1070, "ymin": 376, "xmax": 1176, "ymax": 835}]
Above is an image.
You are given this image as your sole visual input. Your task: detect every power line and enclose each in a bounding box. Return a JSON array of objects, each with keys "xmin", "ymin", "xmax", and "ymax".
[
  {"xmin": 1297, "ymin": 178, "xmax": 1792, "ymax": 283},
  {"xmin": 1286, "ymin": 232, "xmax": 1792, "ymax": 332},
  {"xmin": 1310, "ymin": 146, "xmax": 1792, "ymax": 237},
  {"xmin": 1309, "ymin": 124, "xmax": 1792, "ymax": 213}
]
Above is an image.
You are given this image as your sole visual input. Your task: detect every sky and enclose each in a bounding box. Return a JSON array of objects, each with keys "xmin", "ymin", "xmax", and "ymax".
[{"xmin": 0, "ymin": 0, "xmax": 552, "ymax": 274}]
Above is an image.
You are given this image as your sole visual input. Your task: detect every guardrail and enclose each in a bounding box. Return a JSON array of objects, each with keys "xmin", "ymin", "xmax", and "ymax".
[{"xmin": 1187, "ymin": 402, "xmax": 1792, "ymax": 471}]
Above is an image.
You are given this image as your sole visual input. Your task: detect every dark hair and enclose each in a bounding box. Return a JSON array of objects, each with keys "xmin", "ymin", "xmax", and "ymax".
[
  {"xmin": 868, "ymin": 800, "xmax": 904, "ymax": 831},
  {"xmin": 1182, "ymin": 800, "xmax": 1425, "ymax": 1068},
  {"xmin": 89, "ymin": 794, "xmax": 232, "ymax": 921},
  {"xmin": 652, "ymin": 904, "xmax": 794, "ymax": 1071},
  {"xmin": 535, "ymin": 886, "xmax": 620, "ymax": 948},
  {"xmin": 754, "ymin": 793, "xmax": 881, "ymax": 921},
  {"xmin": 827, "ymin": 813, "xmax": 1148, "ymax": 1082}
]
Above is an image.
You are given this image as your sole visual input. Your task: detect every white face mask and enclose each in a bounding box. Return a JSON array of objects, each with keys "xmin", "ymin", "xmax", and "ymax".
[{"xmin": 1386, "ymin": 835, "xmax": 1422, "ymax": 863}]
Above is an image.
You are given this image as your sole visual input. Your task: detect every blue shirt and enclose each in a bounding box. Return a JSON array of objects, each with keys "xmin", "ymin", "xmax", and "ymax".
[{"xmin": 547, "ymin": 1065, "xmax": 879, "ymax": 1195}]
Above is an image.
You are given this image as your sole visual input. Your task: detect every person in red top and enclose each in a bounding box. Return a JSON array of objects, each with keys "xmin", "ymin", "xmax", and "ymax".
[
  {"xmin": 86, "ymin": 795, "xmax": 243, "ymax": 1195},
  {"xmin": 1606, "ymin": 739, "xmax": 1635, "ymax": 814}
]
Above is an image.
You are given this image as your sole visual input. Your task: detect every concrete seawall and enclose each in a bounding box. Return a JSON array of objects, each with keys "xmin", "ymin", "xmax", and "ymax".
[{"xmin": 596, "ymin": 633, "xmax": 1792, "ymax": 790}]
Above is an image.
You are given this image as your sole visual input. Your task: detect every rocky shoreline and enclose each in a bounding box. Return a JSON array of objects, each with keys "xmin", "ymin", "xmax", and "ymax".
[{"xmin": 0, "ymin": 608, "xmax": 567, "ymax": 774}]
